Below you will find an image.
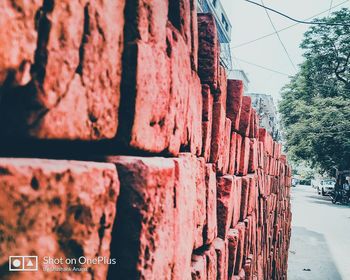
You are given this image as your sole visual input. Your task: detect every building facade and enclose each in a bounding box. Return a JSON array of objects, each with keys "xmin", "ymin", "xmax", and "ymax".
[
  {"xmin": 229, "ymin": 69, "xmax": 250, "ymax": 92},
  {"xmin": 197, "ymin": 0, "xmax": 232, "ymax": 70},
  {"xmin": 247, "ymin": 93, "xmax": 281, "ymax": 141}
]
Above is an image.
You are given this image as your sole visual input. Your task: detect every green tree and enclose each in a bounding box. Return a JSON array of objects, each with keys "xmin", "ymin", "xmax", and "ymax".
[
  {"xmin": 301, "ymin": 8, "xmax": 350, "ymax": 97},
  {"xmin": 279, "ymin": 8, "xmax": 350, "ymax": 173}
]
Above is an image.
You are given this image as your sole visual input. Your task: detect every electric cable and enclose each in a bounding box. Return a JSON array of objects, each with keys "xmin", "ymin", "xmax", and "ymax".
[
  {"xmin": 232, "ymin": 0, "xmax": 349, "ymax": 49},
  {"xmin": 260, "ymin": 0, "xmax": 297, "ymax": 71},
  {"xmin": 230, "ymin": 57, "xmax": 292, "ymax": 76},
  {"xmin": 328, "ymin": 0, "xmax": 334, "ymax": 17},
  {"xmin": 243, "ymin": 0, "xmax": 350, "ymax": 26}
]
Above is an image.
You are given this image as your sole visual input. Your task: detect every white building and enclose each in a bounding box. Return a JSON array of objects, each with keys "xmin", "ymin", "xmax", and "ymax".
[
  {"xmin": 197, "ymin": 0, "xmax": 232, "ymax": 70},
  {"xmin": 247, "ymin": 93, "xmax": 281, "ymax": 141},
  {"xmin": 229, "ymin": 69, "xmax": 250, "ymax": 92}
]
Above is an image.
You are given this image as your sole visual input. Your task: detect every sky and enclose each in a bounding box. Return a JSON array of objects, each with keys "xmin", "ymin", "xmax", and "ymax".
[{"xmin": 221, "ymin": 0, "xmax": 350, "ymax": 102}]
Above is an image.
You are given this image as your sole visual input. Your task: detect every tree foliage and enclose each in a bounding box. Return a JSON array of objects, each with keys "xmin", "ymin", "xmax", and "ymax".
[{"xmin": 279, "ymin": 8, "xmax": 350, "ymax": 173}]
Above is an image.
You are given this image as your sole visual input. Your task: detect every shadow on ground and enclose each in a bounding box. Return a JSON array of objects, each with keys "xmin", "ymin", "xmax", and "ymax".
[
  {"xmin": 305, "ymin": 193, "xmax": 350, "ymax": 209},
  {"xmin": 288, "ymin": 226, "xmax": 342, "ymax": 280}
]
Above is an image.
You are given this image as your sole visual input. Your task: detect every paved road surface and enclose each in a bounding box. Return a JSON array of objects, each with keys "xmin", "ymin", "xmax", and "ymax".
[{"xmin": 288, "ymin": 185, "xmax": 350, "ymax": 280}]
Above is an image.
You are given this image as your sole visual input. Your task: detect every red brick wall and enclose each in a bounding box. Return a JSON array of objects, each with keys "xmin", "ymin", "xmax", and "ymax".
[{"xmin": 0, "ymin": 1, "xmax": 291, "ymax": 279}]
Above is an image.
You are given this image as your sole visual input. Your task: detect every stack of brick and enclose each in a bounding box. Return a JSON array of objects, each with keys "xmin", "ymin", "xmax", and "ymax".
[
  {"xmin": 0, "ymin": 1, "xmax": 291, "ymax": 280},
  {"xmin": 192, "ymin": 14, "xmax": 292, "ymax": 280}
]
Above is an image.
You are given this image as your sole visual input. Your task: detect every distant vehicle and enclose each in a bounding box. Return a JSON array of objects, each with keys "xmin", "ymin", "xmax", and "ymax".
[
  {"xmin": 311, "ymin": 179, "xmax": 318, "ymax": 189},
  {"xmin": 330, "ymin": 189, "xmax": 350, "ymax": 205},
  {"xmin": 317, "ymin": 179, "xmax": 336, "ymax": 196},
  {"xmin": 299, "ymin": 179, "xmax": 311, "ymax": 186},
  {"xmin": 331, "ymin": 170, "xmax": 350, "ymax": 204}
]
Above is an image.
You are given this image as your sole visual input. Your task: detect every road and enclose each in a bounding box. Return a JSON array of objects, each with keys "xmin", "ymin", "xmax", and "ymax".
[{"xmin": 288, "ymin": 185, "xmax": 350, "ymax": 280}]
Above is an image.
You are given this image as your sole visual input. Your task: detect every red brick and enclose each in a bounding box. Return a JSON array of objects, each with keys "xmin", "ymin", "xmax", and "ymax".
[
  {"xmin": 257, "ymin": 254, "xmax": 264, "ymax": 280},
  {"xmin": 117, "ymin": 2, "xmax": 201, "ymax": 156},
  {"xmin": 210, "ymin": 102, "xmax": 226, "ymax": 166},
  {"xmin": 233, "ymin": 222, "xmax": 246, "ymax": 275},
  {"xmin": 205, "ymin": 244, "xmax": 217, "ymax": 280},
  {"xmin": 280, "ymin": 154, "xmax": 287, "ymax": 164},
  {"xmin": 259, "ymin": 128, "xmax": 273, "ymax": 156},
  {"xmin": 228, "ymin": 132, "xmax": 238, "ymax": 175},
  {"xmin": 238, "ymin": 268, "xmax": 246, "ymax": 279},
  {"xmin": 269, "ymin": 157, "xmax": 276, "ymax": 176},
  {"xmin": 171, "ymin": 0, "xmax": 198, "ymax": 71},
  {"xmin": 244, "ymin": 257, "xmax": 253, "ymax": 280},
  {"xmin": 231, "ymin": 177, "xmax": 243, "ymax": 227},
  {"xmin": 170, "ymin": 25, "xmax": 202, "ymax": 156},
  {"xmin": 220, "ymin": 118, "xmax": 232, "ymax": 175},
  {"xmin": 272, "ymin": 142, "xmax": 277, "ymax": 159},
  {"xmin": 216, "ymin": 65, "xmax": 227, "ymax": 106},
  {"xmin": 217, "ymin": 175, "xmax": 235, "ymax": 239},
  {"xmin": 173, "ymin": 155, "xmax": 199, "ymax": 278},
  {"xmin": 213, "ymin": 237, "xmax": 229, "ymax": 280},
  {"xmin": 190, "ymin": 0, "xmax": 199, "ymax": 70},
  {"xmin": 194, "ymin": 158, "xmax": 206, "ymax": 249},
  {"xmin": 273, "ymin": 142, "xmax": 282, "ymax": 159},
  {"xmin": 249, "ymin": 139, "xmax": 258, "ymax": 173},
  {"xmin": 0, "ymin": 0, "xmax": 125, "ymax": 140},
  {"xmin": 109, "ymin": 156, "xmax": 176, "ymax": 279},
  {"xmin": 257, "ymin": 169, "xmax": 265, "ymax": 197},
  {"xmin": 254, "ymin": 111, "xmax": 260, "ymax": 138},
  {"xmin": 198, "ymin": 13, "xmax": 218, "ymax": 90},
  {"xmin": 238, "ymin": 96, "xmax": 252, "ymax": 136},
  {"xmin": 185, "ymin": 74, "xmax": 203, "ymax": 155},
  {"xmin": 191, "ymin": 254, "xmax": 207, "ymax": 280},
  {"xmin": 202, "ymin": 121, "xmax": 212, "ymax": 163},
  {"xmin": 258, "ymin": 142, "xmax": 265, "ymax": 168},
  {"xmin": 287, "ymin": 165, "xmax": 292, "ymax": 177},
  {"xmin": 0, "ymin": 1, "xmax": 42, "ymax": 85},
  {"xmin": 249, "ymin": 109, "xmax": 256, "ymax": 138},
  {"xmin": 243, "ymin": 218, "xmax": 253, "ymax": 258},
  {"xmin": 249, "ymin": 215, "xmax": 258, "ymax": 257},
  {"xmin": 240, "ymin": 176, "xmax": 250, "ymax": 221},
  {"xmin": 227, "ymin": 80, "xmax": 244, "ymax": 131},
  {"xmin": 202, "ymin": 84, "xmax": 213, "ymax": 122},
  {"xmin": 239, "ymin": 137, "xmax": 250, "ymax": 176},
  {"xmin": 204, "ymin": 164, "xmax": 217, "ymax": 244},
  {"xmin": 259, "ymin": 128, "xmax": 267, "ymax": 146},
  {"xmin": 0, "ymin": 158, "xmax": 119, "ymax": 279},
  {"xmin": 235, "ymin": 134, "xmax": 243, "ymax": 175},
  {"xmin": 109, "ymin": 155, "xmax": 197, "ymax": 279},
  {"xmin": 227, "ymin": 228, "xmax": 239, "ymax": 278}
]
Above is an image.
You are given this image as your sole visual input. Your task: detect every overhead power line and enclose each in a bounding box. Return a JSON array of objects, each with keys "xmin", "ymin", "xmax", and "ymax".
[
  {"xmin": 328, "ymin": 0, "xmax": 334, "ymax": 17},
  {"xmin": 232, "ymin": 0, "xmax": 349, "ymax": 49},
  {"xmin": 260, "ymin": 0, "xmax": 297, "ymax": 71},
  {"xmin": 243, "ymin": 0, "xmax": 350, "ymax": 26},
  {"xmin": 229, "ymin": 58, "xmax": 350, "ymax": 92},
  {"xmin": 230, "ymin": 57, "xmax": 350, "ymax": 92},
  {"xmin": 231, "ymin": 57, "xmax": 292, "ymax": 76}
]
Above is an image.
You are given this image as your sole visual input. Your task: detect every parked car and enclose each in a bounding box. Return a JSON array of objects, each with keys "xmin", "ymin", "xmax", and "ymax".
[{"xmin": 317, "ymin": 179, "xmax": 336, "ymax": 196}]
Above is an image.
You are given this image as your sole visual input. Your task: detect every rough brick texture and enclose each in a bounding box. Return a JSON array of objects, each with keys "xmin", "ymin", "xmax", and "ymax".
[
  {"xmin": 0, "ymin": 158, "xmax": 119, "ymax": 280},
  {"xmin": 198, "ymin": 13, "xmax": 218, "ymax": 91},
  {"xmin": 0, "ymin": 0, "xmax": 125, "ymax": 140},
  {"xmin": 117, "ymin": 1, "xmax": 202, "ymax": 155},
  {"xmin": 238, "ymin": 96, "xmax": 252, "ymax": 136},
  {"xmin": 0, "ymin": 2, "xmax": 292, "ymax": 280},
  {"xmin": 227, "ymin": 79, "xmax": 244, "ymax": 131},
  {"xmin": 202, "ymin": 84, "xmax": 213, "ymax": 161}
]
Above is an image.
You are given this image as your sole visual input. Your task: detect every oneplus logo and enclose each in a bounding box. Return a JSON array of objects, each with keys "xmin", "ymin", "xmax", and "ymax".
[{"xmin": 9, "ymin": 256, "xmax": 38, "ymax": 271}]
